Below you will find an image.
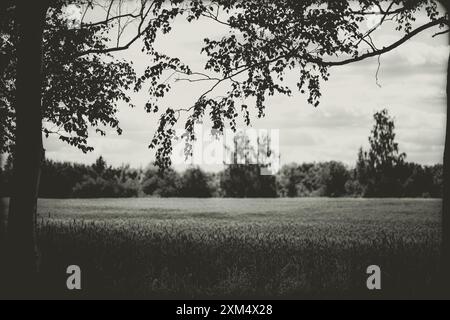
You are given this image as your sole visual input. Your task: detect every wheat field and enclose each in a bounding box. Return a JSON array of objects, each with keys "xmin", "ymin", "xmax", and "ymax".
[{"xmin": 6, "ymin": 198, "xmax": 443, "ymax": 298}]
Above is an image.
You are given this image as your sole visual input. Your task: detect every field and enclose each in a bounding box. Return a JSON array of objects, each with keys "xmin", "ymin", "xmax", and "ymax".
[{"xmin": 3, "ymin": 198, "xmax": 444, "ymax": 298}]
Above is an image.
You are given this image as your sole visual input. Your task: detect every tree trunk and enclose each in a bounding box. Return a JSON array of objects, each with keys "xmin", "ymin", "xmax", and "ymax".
[
  {"xmin": 442, "ymin": 53, "xmax": 450, "ymax": 298},
  {"xmin": 5, "ymin": 0, "xmax": 48, "ymax": 297},
  {"xmin": 440, "ymin": 1, "xmax": 450, "ymax": 299}
]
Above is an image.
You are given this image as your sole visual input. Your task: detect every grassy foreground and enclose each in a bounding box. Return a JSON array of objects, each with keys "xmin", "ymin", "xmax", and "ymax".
[{"xmin": 4, "ymin": 198, "xmax": 444, "ymax": 298}]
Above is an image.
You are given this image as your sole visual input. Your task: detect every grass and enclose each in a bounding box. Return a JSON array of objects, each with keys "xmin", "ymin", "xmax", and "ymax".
[{"xmin": 3, "ymin": 198, "xmax": 445, "ymax": 298}]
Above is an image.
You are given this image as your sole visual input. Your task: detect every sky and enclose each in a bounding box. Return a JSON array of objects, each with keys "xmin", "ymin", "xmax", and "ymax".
[{"xmin": 44, "ymin": 4, "xmax": 449, "ymax": 171}]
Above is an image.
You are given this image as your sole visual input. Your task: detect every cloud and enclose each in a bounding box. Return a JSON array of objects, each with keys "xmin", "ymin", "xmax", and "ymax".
[
  {"xmin": 399, "ymin": 127, "xmax": 445, "ymax": 148},
  {"xmin": 280, "ymin": 130, "xmax": 321, "ymax": 147}
]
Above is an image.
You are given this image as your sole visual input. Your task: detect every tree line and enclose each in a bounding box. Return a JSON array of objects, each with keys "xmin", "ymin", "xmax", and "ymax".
[
  {"xmin": 0, "ymin": 157, "xmax": 443, "ymax": 199},
  {"xmin": 0, "ymin": 109, "xmax": 444, "ymax": 198}
]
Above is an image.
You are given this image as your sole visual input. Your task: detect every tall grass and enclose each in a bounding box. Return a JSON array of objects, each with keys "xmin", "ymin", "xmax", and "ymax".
[{"xmin": 33, "ymin": 198, "xmax": 442, "ymax": 299}]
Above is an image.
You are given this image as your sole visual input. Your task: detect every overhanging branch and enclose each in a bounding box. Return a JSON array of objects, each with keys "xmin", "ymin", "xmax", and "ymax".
[{"xmin": 320, "ymin": 17, "xmax": 448, "ymax": 67}]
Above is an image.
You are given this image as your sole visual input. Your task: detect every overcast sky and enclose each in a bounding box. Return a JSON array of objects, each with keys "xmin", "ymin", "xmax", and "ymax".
[{"xmin": 44, "ymin": 6, "xmax": 449, "ymax": 171}]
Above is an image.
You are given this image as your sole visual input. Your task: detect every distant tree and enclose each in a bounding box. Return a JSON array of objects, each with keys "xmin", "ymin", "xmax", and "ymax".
[
  {"xmin": 208, "ymin": 172, "xmax": 221, "ymax": 197},
  {"xmin": 368, "ymin": 109, "xmax": 406, "ymax": 170},
  {"xmin": 92, "ymin": 156, "xmax": 107, "ymax": 176},
  {"xmin": 277, "ymin": 163, "xmax": 321, "ymax": 197},
  {"xmin": 72, "ymin": 176, "xmax": 139, "ymax": 198},
  {"xmin": 344, "ymin": 148, "xmax": 366, "ymax": 196},
  {"xmin": 400, "ymin": 163, "xmax": 433, "ymax": 197},
  {"xmin": 38, "ymin": 157, "xmax": 141, "ymax": 198},
  {"xmin": 344, "ymin": 147, "xmax": 369, "ymax": 196},
  {"xmin": 142, "ymin": 166, "xmax": 181, "ymax": 197},
  {"xmin": 219, "ymin": 164, "xmax": 276, "ymax": 197},
  {"xmin": 358, "ymin": 109, "xmax": 406, "ymax": 197},
  {"xmin": 344, "ymin": 178, "xmax": 365, "ymax": 197},
  {"xmin": 430, "ymin": 164, "xmax": 444, "ymax": 197},
  {"xmin": 180, "ymin": 167, "xmax": 213, "ymax": 197},
  {"xmin": 276, "ymin": 163, "xmax": 301, "ymax": 197},
  {"xmin": 319, "ymin": 161, "xmax": 350, "ymax": 197},
  {"xmin": 355, "ymin": 147, "xmax": 369, "ymax": 187},
  {"xmin": 397, "ymin": 163, "xmax": 444, "ymax": 198},
  {"xmin": 116, "ymin": 164, "xmax": 143, "ymax": 196},
  {"xmin": 39, "ymin": 160, "xmax": 86, "ymax": 198}
]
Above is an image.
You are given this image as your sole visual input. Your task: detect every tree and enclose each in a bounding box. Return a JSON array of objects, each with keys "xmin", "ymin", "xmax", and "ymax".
[
  {"xmin": 367, "ymin": 109, "xmax": 406, "ymax": 170},
  {"xmin": 39, "ymin": 159, "xmax": 86, "ymax": 198},
  {"xmin": 320, "ymin": 161, "xmax": 350, "ymax": 197},
  {"xmin": 71, "ymin": 157, "xmax": 141, "ymax": 198},
  {"xmin": 92, "ymin": 156, "xmax": 107, "ymax": 176},
  {"xmin": 401, "ymin": 162, "xmax": 434, "ymax": 197},
  {"xmin": 345, "ymin": 147, "xmax": 369, "ymax": 196},
  {"xmin": 277, "ymin": 163, "xmax": 302, "ymax": 197},
  {"xmin": 3, "ymin": 0, "xmax": 49, "ymax": 294},
  {"xmin": 142, "ymin": 165, "xmax": 181, "ymax": 197},
  {"xmin": 277, "ymin": 163, "xmax": 323, "ymax": 197},
  {"xmin": 277, "ymin": 162, "xmax": 353, "ymax": 197},
  {"xmin": 430, "ymin": 163, "xmax": 444, "ymax": 197},
  {"xmin": 180, "ymin": 167, "xmax": 213, "ymax": 197},
  {"xmin": 358, "ymin": 109, "xmax": 406, "ymax": 196}
]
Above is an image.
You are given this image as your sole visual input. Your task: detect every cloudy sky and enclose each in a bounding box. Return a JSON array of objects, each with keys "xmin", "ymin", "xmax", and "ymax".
[{"xmin": 44, "ymin": 4, "xmax": 449, "ymax": 171}]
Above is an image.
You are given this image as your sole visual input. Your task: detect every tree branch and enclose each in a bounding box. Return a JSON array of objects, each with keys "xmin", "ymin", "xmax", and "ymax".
[
  {"xmin": 73, "ymin": 22, "xmax": 150, "ymax": 58},
  {"xmin": 432, "ymin": 29, "xmax": 450, "ymax": 37},
  {"xmin": 320, "ymin": 17, "xmax": 448, "ymax": 67}
]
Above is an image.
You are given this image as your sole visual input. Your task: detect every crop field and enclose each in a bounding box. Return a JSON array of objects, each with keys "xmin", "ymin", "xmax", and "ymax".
[{"xmin": 2, "ymin": 198, "xmax": 444, "ymax": 298}]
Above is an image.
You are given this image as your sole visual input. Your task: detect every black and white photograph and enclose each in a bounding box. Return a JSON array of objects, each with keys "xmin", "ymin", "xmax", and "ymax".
[{"xmin": 0, "ymin": 0, "xmax": 449, "ymax": 303}]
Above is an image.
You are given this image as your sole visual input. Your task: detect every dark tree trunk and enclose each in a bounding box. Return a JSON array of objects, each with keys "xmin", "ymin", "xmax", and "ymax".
[
  {"xmin": 5, "ymin": 0, "xmax": 48, "ymax": 297},
  {"xmin": 440, "ymin": 1, "xmax": 450, "ymax": 299},
  {"xmin": 442, "ymin": 53, "xmax": 450, "ymax": 298}
]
